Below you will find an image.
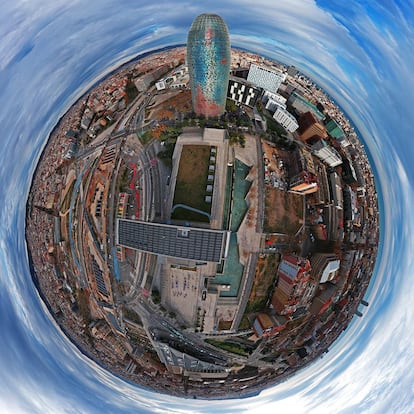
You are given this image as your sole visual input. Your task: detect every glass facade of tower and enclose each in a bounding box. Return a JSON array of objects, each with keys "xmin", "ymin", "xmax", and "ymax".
[{"xmin": 187, "ymin": 14, "xmax": 231, "ymax": 118}]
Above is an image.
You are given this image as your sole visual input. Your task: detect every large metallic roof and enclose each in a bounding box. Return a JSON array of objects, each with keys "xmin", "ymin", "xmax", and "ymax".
[{"xmin": 117, "ymin": 219, "xmax": 227, "ymax": 263}]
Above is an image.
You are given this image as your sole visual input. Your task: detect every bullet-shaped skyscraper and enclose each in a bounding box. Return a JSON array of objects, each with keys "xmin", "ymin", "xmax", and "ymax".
[{"xmin": 187, "ymin": 14, "xmax": 231, "ymax": 118}]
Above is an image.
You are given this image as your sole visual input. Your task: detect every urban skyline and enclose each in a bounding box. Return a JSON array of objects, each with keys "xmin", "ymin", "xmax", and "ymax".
[
  {"xmin": 25, "ymin": 25, "xmax": 378, "ymax": 398},
  {"xmin": 1, "ymin": 2, "xmax": 413, "ymax": 413}
]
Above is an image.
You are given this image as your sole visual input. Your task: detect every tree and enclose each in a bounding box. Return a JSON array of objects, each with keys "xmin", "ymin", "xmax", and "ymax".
[
  {"xmin": 151, "ymin": 288, "xmax": 160, "ymax": 304},
  {"xmin": 226, "ymin": 99, "xmax": 237, "ymax": 112}
]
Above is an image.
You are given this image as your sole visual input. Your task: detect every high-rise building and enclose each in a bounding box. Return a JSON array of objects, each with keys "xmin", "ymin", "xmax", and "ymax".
[
  {"xmin": 297, "ymin": 111, "xmax": 328, "ymax": 143},
  {"xmin": 273, "ymin": 107, "xmax": 299, "ymax": 132},
  {"xmin": 311, "ymin": 139, "xmax": 343, "ymax": 167},
  {"xmin": 271, "ymin": 255, "xmax": 315, "ymax": 315},
  {"xmin": 287, "ymin": 65, "xmax": 298, "ymax": 77},
  {"xmin": 227, "ymin": 77, "xmax": 260, "ymax": 107},
  {"xmin": 263, "ymin": 91, "xmax": 287, "ymax": 109},
  {"xmin": 187, "ymin": 14, "xmax": 231, "ymax": 117},
  {"xmin": 247, "ymin": 63, "xmax": 286, "ymax": 93},
  {"xmin": 187, "ymin": 14, "xmax": 231, "ymax": 118},
  {"xmin": 310, "ymin": 253, "xmax": 340, "ymax": 283},
  {"xmin": 287, "ymin": 92, "xmax": 325, "ymax": 121}
]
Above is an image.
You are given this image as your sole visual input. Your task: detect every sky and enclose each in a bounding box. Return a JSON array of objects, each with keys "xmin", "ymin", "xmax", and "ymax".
[{"xmin": 0, "ymin": 1, "xmax": 413, "ymax": 413}]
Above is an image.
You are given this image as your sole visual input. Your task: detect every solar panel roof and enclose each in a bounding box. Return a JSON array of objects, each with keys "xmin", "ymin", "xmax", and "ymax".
[{"xmin": 117, "ymin": 219, "xmax": 226, "ymax": 263}]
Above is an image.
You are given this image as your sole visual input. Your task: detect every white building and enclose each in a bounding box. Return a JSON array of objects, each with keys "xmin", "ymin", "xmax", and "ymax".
[
  {"xmin": 155, "ymin": 79, "xmax": 167, "ymax": 90},
  {"xmin": 319, "ymin": 259, "xmax": 340, "ymax": 283},
  {"xmin": 265, "ymin": 99, "xmax": 284, "ymax": 112},
  {"xmin": 310, "ymin": 253, "xmax": 340, "ymax": 284},
  {"xmin": 155, "ymin": 66, "xmax": 189, "ymax": 91},
  {"xmin": 311, "ymin": 140, "xmax": 343, "ymax": 167},
  {"xmin": 247, "ymin": 63, "xmax": 286, "ymax": 94},
  {"xmin": 263, "ymin": 91, "xmax": 287, "ymax": 107},
  {"xmin": 263, "ymin": 91, "xmax": 287, "ymax": 112},
  {"xmin": 273, "ymin": 107, "xmax": 299, "ymax": 133}
]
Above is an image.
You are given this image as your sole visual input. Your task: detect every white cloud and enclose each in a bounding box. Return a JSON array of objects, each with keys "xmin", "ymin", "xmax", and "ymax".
[{"xmin": 1, "ymin": 0, "xmax": 414, "ymax": 413}]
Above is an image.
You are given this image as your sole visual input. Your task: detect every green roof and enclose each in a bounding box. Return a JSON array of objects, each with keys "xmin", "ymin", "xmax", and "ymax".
[
  {"xmin": 292, "ymin": 92, "xmax": 325, "ymax": 120},
  {"xmin": 326, "ymin": 119, "xmax": 345, "ymax": 139}
]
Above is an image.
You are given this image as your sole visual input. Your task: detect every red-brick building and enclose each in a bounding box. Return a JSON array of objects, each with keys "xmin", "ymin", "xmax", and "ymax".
[{"xmin": 271, "ymin": 255, "xmax": 316, "ymax": 316}]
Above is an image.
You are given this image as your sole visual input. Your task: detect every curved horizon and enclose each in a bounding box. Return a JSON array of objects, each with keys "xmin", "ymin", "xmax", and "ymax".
[{"xmin": 0, "ymin": 1, "xmax": 413, "ymax": 413}]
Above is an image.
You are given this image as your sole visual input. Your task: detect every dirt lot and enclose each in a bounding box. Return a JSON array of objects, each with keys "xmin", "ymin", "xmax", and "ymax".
[
  {"xmin": 264, "ymin": 187, "xmax": 304, "ymax": 235},
  {"xmin": 246, "ymin": 254, "xmax": 280, "ymax": 312},
  {"xmin": 150, "ymin": 89, "xmax": 192, "ymax": 121}
]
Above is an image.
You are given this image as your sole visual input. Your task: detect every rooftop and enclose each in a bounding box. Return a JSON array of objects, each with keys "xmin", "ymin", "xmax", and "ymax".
[{"xmin": 117, "ymin": 219, "xmax": 228, "ymax": 263}]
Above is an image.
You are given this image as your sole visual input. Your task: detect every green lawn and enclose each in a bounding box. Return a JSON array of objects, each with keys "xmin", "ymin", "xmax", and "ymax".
[
  {"xmin": 172, "ymin": 145, "xmax": 213, "ymax": 221},
  {"xmin": 205, "ymin": 339, "xmax": 249, "ymax": 356}
]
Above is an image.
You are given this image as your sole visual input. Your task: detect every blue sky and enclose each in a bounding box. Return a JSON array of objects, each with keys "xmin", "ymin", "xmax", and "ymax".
[{"xmin": 0, "ymin": 1, "xmax": 413, "ymax": 413}]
